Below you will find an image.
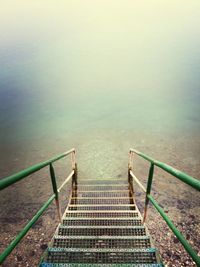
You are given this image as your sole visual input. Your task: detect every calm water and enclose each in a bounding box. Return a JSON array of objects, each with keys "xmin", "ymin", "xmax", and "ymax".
[{"xmin": 0, "ymin": 1, "xmax": 200, "ymax": 176}]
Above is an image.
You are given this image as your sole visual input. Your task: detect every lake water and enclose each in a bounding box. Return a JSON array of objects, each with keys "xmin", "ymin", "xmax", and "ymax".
[{"xmin": 1, "ymin": 2, "xmax": 200, "ymax": 156}]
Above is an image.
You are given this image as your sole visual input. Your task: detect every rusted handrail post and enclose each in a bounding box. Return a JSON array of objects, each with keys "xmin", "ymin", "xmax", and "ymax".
[
  {"xmin": 49, "ymin": 163, "xmax": 62, "ymax": 222},
  {"xmin": 143, "ymin": 162, "xmax": 154, "ymax": 223},
  {"xmin": 71, "ymin": 150, "xmax": 77, "ymax": 185},
  {"xmin": 71, "ymin": 149, "xmax": 76, "ymax": 170},
  {"xmin": 128, "ymin": 150, "xmax": 133, "ymax": 182}
]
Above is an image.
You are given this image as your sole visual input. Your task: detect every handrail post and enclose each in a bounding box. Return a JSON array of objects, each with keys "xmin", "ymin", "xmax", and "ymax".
[
  {"xmin": 143, "ymin": 162, "xmax": 154, "ymax": 223},
  {"xmin": 128, "ymin": 150, "xmax": 133, "ymax": 182},
  {"xmin": 73, "ymin": 163, "xmax": 78, "ymax": 185},
  {"xmin": 72, "ymin": 150, "xmax": 77, "ymax": 185},
  {"xmin": 49, "ymin": 163, "xmax": 62, "ymax": 222},
  {"xmin": 71, "ymin": 149, "xmax": 76, "ymax": 170}
]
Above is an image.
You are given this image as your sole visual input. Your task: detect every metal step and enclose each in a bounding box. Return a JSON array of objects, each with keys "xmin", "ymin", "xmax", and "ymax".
[
  {"xmin": 58, "ymin": 226, "xmax": 146, "ymax": 236},
  {"xmin": 73, "ymin": 191, "xmax": 132, "ymax": 198},
  {"xmin": 65, "ymin": 211, "xmax": 139, "ymax": 218},
  {"xmin": 47, "ymin": 248, "xmax": 157, "ymax": 264},
  {"xmin": 53, "ymin": 235, "xmax": 151, "ymax": 249},
  {"xmin": 62, "ymin": 218, "xmax": 142, "ymax": 226},
  {"xmin": 76, "ymin": 179, "xmax": 128, "ymax": 185},
  {"xmin": 73, "ymin": 185, "xmax": 129, "ymax": 191},
  {"xmin": 70, "ymin": 197, "xmax": 134, "ymax": 205},
  {"xmin": 68, "ymin": 204, "xmax": 136, "ymax": 211},
  {"xmin": 40, "ymin": 176, "xmax": 161, "ymax": 266},
  {"xmin": 41, "ymin": 263, "xmax": 163, "ymax": 267}
]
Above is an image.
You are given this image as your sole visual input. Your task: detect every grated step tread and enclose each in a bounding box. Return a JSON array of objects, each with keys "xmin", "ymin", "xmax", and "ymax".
[
  {"xmin": 73, "ymin": 187, "xmax": 129, "ymax": 191},
  {"xmin": 58, "ymin": 226, "xmax": 145, "ymax": 229},
  {"xmin": 70, "ymin": 198, "xmax": 134, "ymax": 205},
  {"xmin": 74, "ymin": 192, "xmax": 131, "ymax": 198},
  {"xmin": 63, "ymin": 217, "xmax": 141, "ymax": 220},
  {"xmin": 58, "ymin": 225, "xmax": 146, "ymax": 236},
  {"xmin": 48, "ymin": 248, "xmax": 156, "ymax": 252},
  {"xmin": 68, "ymin": 205, "xmax": 136, "ymax": 211},
  {"xmin": 47, "ymin": 248, "xmax": 157, "ymax": 264},
  {"xmin": 41, "ymin": 263, "xmax": 163, "ymax": 267},
  {"xmin": 65, "ymin": 211, "xmax": 139, "ymax": 218},
  {"xmin": 54, "ymin": 235, "xmax": 151, "ymax": 240},
  {"xmin": 77, "ymin": 180, "xmax": 128, "ymax": 185},
  {"xmin": 53, "ymin": 235, "xmax": 151, "ymax": 249},
  {"xmin": 74, "ymin": 184, "xmax": 129, "ymax": 187},
  {"xmin": 62, "ymin": 218, "xmax": 142, "ymax": 226}
]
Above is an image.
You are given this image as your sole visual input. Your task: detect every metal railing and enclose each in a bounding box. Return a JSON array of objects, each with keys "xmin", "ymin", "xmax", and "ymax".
[
  {"xmin": 128, "ymin": 148, "xmax": 200, "ymax": 266},
  {"xmin": 0, "ymin": 148, "xmax": 77, "ymax": 264}
]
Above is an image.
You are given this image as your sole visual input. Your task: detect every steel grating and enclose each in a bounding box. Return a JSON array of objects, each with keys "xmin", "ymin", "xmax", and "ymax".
[
  {"xmin": 77, "ymin": 179, "xmax": 128, "ymax": 185},
  {"xmin": 73, "ymin": 191, "xmax": 132, "ymax": 198},
  {"xmin": 73, "ymin": 185, "xmax": 129, "ymax": 191},
  {"xmin": 53, "ymin": 236, "xmax": 151, "ymax": 249},
  {"xmin": 70, "ymin": 198, "xmax": 134, "ymax": 205},
  {"xmin": 65, "ymin": 211, "xmax": 139, "ymax": 218},
  {"xmin": 62, "ymin": 218, "xmax": 142, "ymax": 226},
  {"xmin": 41, "ymin": 263, "xmax": 164, "ymax": 267},
  {"xmin": 68, "ymin": 205, "xmax": 136, "ymax": 211},
  {"xmin": 47, "ymin": 248, "xmax": 157, "ymax": 264},
  {"xmin": 58, "ymin": 226, "xmax": 146, "ymax": 236}
]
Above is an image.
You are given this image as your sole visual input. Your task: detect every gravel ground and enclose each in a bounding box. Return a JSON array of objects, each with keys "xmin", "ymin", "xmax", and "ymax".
[{"xmin": 147, "ymin": 211, "xmax": 200, "ymax": 267}]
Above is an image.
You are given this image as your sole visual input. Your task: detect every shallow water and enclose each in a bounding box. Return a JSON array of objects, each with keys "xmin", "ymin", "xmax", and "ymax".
[{"xmin": 1, "ymin": 1, "xmax": 200, "ymax": 160}]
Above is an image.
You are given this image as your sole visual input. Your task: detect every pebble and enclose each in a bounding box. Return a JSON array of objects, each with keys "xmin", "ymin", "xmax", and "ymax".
[
  {"xmin": 17, "ymin": 255, "xmax": 23, "ymax": 261},
  {"xmin": 173, "ymin": 237, "xmax": 179, "ymax": 244},
  {"xmin": 29, "ymin": 250, "xmax": 36, "ymax": 257},
  {"xmin": 40, "ymin": 243, "xmax": 48, "ymax": 250}
]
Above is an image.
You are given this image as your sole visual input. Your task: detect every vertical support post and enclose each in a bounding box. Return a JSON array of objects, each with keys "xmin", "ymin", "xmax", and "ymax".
[
  {"xmin": 71, "ymin": 149, "xmax": 76, "ymax": 170},
  {"xmin": 128, "ymin": 150, "xmax": 133, "ymax": 182},
  {"xmin": 128, "ymin": 150, "xmax": 134, "ymax": 194},
  {"xmin": 49, "ymin": 163, "xmax": 62, "ymax": 222},
  {"xmin": 72, "ymin": 150, "xmax": 77, "ymax": 185},
  {"xmin": 73, "ymin": 163, "xmax": 78, "ymax": 185},
  {"xmin": 143, "ymin": 162, "xmax": 154, "ymax": 223}
]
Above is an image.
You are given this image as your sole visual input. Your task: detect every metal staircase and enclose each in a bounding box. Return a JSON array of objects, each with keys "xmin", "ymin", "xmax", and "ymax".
[
  {"xmin": 1, "ymin": 148, "xmax": 199, "ymax": 266},
  {"xmin": 40, "ymin": 177, "xmax": 162, "ymax": 266}
]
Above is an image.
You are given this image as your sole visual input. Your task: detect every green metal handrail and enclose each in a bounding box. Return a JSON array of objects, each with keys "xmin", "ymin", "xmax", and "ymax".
[
  {"xmin": 0, "ymin": 148, "xmax": 75, "ymax": 191},
  {"xmin": 0, "ymin": 148, "xmax": 77, "ymax": 264},
  {"xmin": 129, "ymin": 148, "xmax": 200, "ymax": 266}
]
